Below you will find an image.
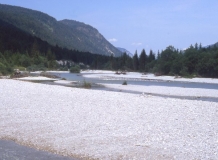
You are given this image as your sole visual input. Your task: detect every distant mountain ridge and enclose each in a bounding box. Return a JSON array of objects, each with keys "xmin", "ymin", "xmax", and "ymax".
[
  {"xmin": 117, "ymin": 47, "xmax": 133, "ymax": 57},
  {"xmin": 204, "ymin": 42, "xmax": 218, "ymax": 48},
  {"xmin": 0, "ymin": 4, "xmax": 122, "ymax": 56}
]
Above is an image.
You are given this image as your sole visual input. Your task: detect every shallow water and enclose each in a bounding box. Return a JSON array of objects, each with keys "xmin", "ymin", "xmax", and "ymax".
[
  {"xmin": 43, "ymin": 72, "xmax": 218, "ymax": 102},
  {"xmin": 52, "ymin": 72, "xmax": 218, "ymax": 90}
]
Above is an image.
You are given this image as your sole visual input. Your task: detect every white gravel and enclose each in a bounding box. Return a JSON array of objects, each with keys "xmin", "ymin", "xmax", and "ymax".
[
  {"xmin": 17, "ymin": 76, "xmax": 57, "ymax": 81},
  {"xmin": 0, "ymin": 79, "xmax": 217, "ymax": 159},
  {"xmin": 54, "ymin": 80, "xmax": 75, "ymax": 85}
]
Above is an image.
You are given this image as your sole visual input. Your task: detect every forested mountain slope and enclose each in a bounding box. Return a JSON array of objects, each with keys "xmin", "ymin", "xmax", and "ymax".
[{"xmin": 0, "ymin": 4, "xmax": 122, "ymax": 56}]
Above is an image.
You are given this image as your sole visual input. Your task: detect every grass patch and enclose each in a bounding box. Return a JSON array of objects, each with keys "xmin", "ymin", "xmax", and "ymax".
[
  {"xmin": 40, "ymin": 72, "xmax": 60, "ymax": 78},
  {"xmin": 82, "ymin": 80, "xmax": 91, "ymax": 89}
]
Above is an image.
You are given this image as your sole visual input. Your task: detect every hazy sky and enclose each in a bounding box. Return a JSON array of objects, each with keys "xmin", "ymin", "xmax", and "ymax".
[{"xmin": 1, "ymin": 0, "xmax": 218, "ymax": 54}]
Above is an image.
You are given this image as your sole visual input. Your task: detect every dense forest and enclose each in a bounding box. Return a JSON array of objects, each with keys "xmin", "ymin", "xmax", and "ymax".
[
  {"xmin": 0, "ymin": 18, "xmax": 218, "ymax": 78},
  {"xmin": 152, "ymin": 44, "xmax": 218, "ymax": 78}
]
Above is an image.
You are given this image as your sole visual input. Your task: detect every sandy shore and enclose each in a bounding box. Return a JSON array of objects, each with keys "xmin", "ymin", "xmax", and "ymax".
[{"xmin": 0, "ymin": 79, "xmax": 217, "ymax": 159}]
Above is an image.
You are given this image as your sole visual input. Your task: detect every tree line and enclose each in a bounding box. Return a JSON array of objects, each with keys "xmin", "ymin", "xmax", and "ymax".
[{"xmin": 153, "ymin": 44, "xmax": 218, "ymax": 78}]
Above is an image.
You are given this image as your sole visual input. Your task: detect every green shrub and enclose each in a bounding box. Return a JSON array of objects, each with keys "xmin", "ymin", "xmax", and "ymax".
[
  {"xmin": 0, "ymin": 62, "xmax": 13, "ymax": 75},
  {"xmin": 70, "ymin": 65, "xmax": 80, "ymax": 73},
  {"xmin": 122, "ymin": 80, "xmax": 127, "ymax": 85},
  {"xmin": 27, "ymin": 64, "xmax": 46, "ymax": 72},
  {"xmin": 59, "ymin": 66, "xmax": 68, "ymax": 71}
]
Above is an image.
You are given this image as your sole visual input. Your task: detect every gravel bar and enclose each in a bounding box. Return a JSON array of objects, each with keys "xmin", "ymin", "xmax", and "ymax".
[{"xmin": 0, "ymin": 79, "xmax": 217, "ymax": 159}]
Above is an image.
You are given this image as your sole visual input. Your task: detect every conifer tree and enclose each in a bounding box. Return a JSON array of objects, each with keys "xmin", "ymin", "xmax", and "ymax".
[
  {"xmin": 195, "ymin": 43, "xmax": 198, "ymax": 50},
  {"xmin": 148, "ymin": 50, "xmax": 155, "ymax": 62},
  {"xmin": 30, "ymin": 39, "xmax": 39, "ymax": 57},
  {"xmin": 157, "ymin": 50, "xmax": 161, "ymax": 60},
  {"xmin": 139, "ymin": 49, "xmax": 146, "ymax": 71},
  {"xmin": 133, "ymin": 50, "xmax": 139, "ymax": 71},
  {"xmin": 46, "ymin": 48, "xmax": 53, "ymax": 61},
  {"xmin": 199, "ymin": 43, "xmax": 202, "ymax": 50}
]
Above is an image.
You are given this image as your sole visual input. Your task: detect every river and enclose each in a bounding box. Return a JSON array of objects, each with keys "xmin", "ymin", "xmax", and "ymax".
[{"xmin": 52, "ymin": 72, "xmax": 218, "ymax": 90}]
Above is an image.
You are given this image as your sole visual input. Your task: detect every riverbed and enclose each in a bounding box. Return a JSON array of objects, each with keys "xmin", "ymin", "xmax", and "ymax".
[{"xmin": 47, "ymin": 70, "xmax": 218, "ymax": 102}]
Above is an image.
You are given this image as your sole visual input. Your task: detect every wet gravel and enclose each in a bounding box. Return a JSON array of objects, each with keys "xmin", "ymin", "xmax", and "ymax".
[{"xmin": 0, "ymin": 140, "xmax": 77, "ymax": 160}]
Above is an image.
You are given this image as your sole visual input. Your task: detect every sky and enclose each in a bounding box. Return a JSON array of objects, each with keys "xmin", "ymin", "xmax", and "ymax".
[{"xmin": 1, "ymin": 0, "xmax": 218, "ymax": 55}]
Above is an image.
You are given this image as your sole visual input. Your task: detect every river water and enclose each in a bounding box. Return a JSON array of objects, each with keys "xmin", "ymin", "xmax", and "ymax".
[
  {"xmin": 52, "ymin": 72, "xmax": 218, "ymax": 90},
  {"xmin": 45, "ymin": 72, "xmax": 218, "ymax": 102}
]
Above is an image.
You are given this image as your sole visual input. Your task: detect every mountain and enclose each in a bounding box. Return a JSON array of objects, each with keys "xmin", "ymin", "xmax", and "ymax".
[
  {"xmin": 117, "ymin": 47, "xmax": 133, "ymax": 57},
  {"xmin": 0, "ymin": 4, "xmax": 122, "ymax": 56},
  {"xmin": 0, "ymin": 18, "xmax": 114, "ymax": 70},
  {"xmin": 204, "ymin": 42, "xmax": 218, "ymax": 48}
]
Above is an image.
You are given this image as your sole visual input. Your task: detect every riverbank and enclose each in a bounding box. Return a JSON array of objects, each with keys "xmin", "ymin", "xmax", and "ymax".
[
  {"xmin": 81, "ymin": 70, "xmax": 218, "ymax": 84},
  {"xmin": 0, "ymin": 79, "xmax": 217, "ymax": 159},
  {"xmin": 15, "ymin": 70, "xmax": 218, "ymax": 101},
  {"xmin": 100, "ymin": 83, "xmax": 218, "ymax": 98},
  {"xmin": 6, "ymin": 70, "xmax": 218, "ymax": 85}
]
